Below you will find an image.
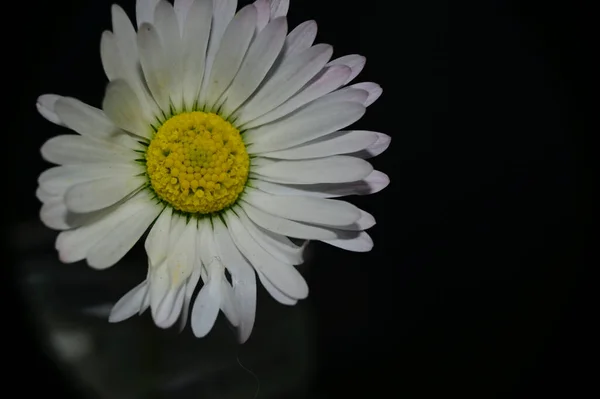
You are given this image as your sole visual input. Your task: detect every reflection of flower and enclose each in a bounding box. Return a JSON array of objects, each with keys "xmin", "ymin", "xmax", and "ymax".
[{"xmin": 36, "ymin": 0, "xmax": 390, "ymax": 342}]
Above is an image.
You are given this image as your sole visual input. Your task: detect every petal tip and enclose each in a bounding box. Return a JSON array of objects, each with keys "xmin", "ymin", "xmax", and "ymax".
[{"xmin": 36, "ymin": 94, "xmax": 63, "ymax": 125}]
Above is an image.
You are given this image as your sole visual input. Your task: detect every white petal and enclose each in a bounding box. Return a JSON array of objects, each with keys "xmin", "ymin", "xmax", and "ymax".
[
  {"xmin": 174, "ymin": 0, "xmax": 194, "ymax": 33},
  {"xmin": 241, "ymin": 200, "xmax": 338, "ymax": 240},
  {"xmin": 249, "ymin": 179, "xmax": 314, "ymax": 197},
  {"xmin": 318, "ymin": 87, "xmax": 369, "ymax": 106},
  {"xmin": 145, "ymin": 206, "xmax": 173, "ymax": 267},
  {"xmin": 41, "ymin": 198, "xmax": 112, "ymax": 232},
  {"xmin": 335, "ymin": 209, "xmax": 376, "ymax": 231},
  {"xmin": 196, "ymin": 225, "xmax": 210, "ymax": 287},
  {"xmin": 250, "ymin": 157, "xmax": 277, "ymax": 168},
  {"xmin": 86, "ymin": 199, "xmax": 163, "ymax": 269},
  {"xmin": 112, "ymin": 5, "xmax": 139, "ymax": 69},
  {"xmin": 327, "ymin": 54, "xmax": 366, "ymax": 85},
  {"xmin": 167, "ymin": 219, "xmax": 198, "ymax": 288},
  {"xmin": 357, "ymin": 210, "xmax": 376, "ymax": 230},
  {"xmin": 140, "ymin": 274, "xmax": 152, "ymax": 315},
  {"xmin": 149, "ymin": 216, "xmax": 185, "ymax": 324},
  {"xmin": 280, "ymin": 20, "xmax": 316, "ymax": 60},
  {"xmin": 197, "ymin": 0, "xmax": 237, "ymax": 104},
  {"xmin": 308, "ymin": 208, "xmax": 376, "ymax": 233},
  {"xmin": 105, "ymin": 9, "xmax": 162, "ymax": 121},
  {"xmin": 219, "ymin": 279, "xmax": 240, "ymax": 327},
  {"xmin": 157, "ymin": 284, "xmax": 186, "ymax": 328},
  {"xmin": 65, "ymin": 175, "xmax": 146, "ymax": 213},
  {"xmin": 212, "ymin": 218, "xmax": 256, "ymax": 343},
  {"xmin": 349, "ymin": 82, "xmax": 382, "ymax": 106},
  {"xmin": 179, "ymin": 267, "xmax": 202, "ymax": 331},
  {"xmin": 168, "ymin": 215, "xmax": 188, "ymax": 251},
  {"xmin": 235, "ymin": 43, "xmax": 332, "ymax": 125},
  {"xmin": 100, "ymin": 31, "xmax": 119, "ymax": 81},
  {"xmin": 250, "ymin": 170, "xmax": 389, "ymax": 198},
  {"xmin": 169, "ymin": 217, "xmax": 188, "ymax": 254},
  {"xmin": 246, "ymin": 103, "xmax": 365, "ymax": 154},
  {"xmin": 244, "ymin": 187, "xmax": 360, "ymax": 227},
  {"xmin": 191, "ymin": 266, "xmax": 221, "ymax": 338},
  {"xmin": 181, "ymin": 0, "xmax": 212, "ymax": 109},
  {"xmin": 111, "ymin": 5, "xmax": 158, "ymax": 114},
  {"xmin": 40, "ymin": 199, "xmax": 70, "ymax": 230},
  {"xmin": 137, "ymin": 23, "xmax": 171, "ymax": 113},
  {"xmin": 349, "ymin": 133, "xmax": 391, "ymax": 159},
  {"xmin": 221, "ymin": 17, "xmax": 287, "ymax": 117},
  {"xmin": 198, "ymin": 223, "xmax": 240, "ymax": 326},
  {"xmin": 104, "ymin": 133, "xmax": 145, "ymax": 152},
  {"xmin": 54, "ymin": 97, "xmax": 121, "ymax": 141},
  {"xmin": 262, "ymin": 130, "xmax": 378, "ymax": 160},
  {"xmin": 155, "ymin": 1, "xmax": 180, "ymax": 44},
  {"xmin": 103, "ymin": 80, "xmax": 154, "ymax": 139},
  {"xmin": 109, "ymin": 281, "xmax": 148, "ymax": 323},
  {"xmin": 257, "ymin": 269, "xmax": 297, "ymax": 305},
  {"xmin": 41, "ymin": 135, "xmax": 136, "ymax": 165},
  {"xmin": 245, "ymin": 86, "xmax": 366, "ymax": 152},
  {"xmin": 214, "ymin": 219, "xmax": 256, "ymax": 343},
  {"xmin": 241, "ymin": 65, "xmax": 350, "ymax": 129},
  {"xmin": 39, "ymin": 164, "xmax": 143, "ymax": 196},
  {"xmin": 197, "ymin": 221, "xmax": 219, "ymax": 272},
  {"xmin": 269, "ymin": 0, "xmax": 289, "ymax": 18},
  {"xmin": 37, "ymin": 94, "xmax": 64, "ymax": 125},
  {"xmin": 151, "ymin": 263, "xmax": 187, "ymax": 328},
  {"xmin": 149, "ymin": 228, "xmax": 184, "ymax": 324},
  {"xmin": 153, "ymin": 284, "xmax": 181, "ymax": 327},
  {"xmin": 204, "ymin": 5, "xmax": 256, "ymax": 109},
  {"xmin": 323, "ymin": 231, "xmax": 373, "ymax": 252},
  {"xmin": 136, "ymin": 0, "xmax": 160, "ymax": 26},
  {"xmin": 36, "ymin": 186, "xmax": 54, "ymax": 203},
  {"xmin": 253, "ymin": 0, "xmax": 270, "ymax": 32},
  {"xmin": 149, "ymin": 263, "xmax": 172, "ymax": 321},
  {"xmin": 236, "ymin": 207, "xmax": 304, "ymax": 265},
  {"xmin": 252, "ymin": 156, "xmax": 373, "ymax": 184},
  {"xmin": 225, "ymin": 211, "xmax": 308, "ymax": 299},
  {"xmin": 56, "ymin": 192, "xmax": 147, "ymax": 263},
  {"xmin": 154, "ymin": 1, "xmax": 184, "ymax": 112}
]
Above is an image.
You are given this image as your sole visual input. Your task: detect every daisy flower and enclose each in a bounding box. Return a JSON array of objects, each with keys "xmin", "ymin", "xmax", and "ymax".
[{"xmin": 36, "ymin": 0, "xmax": 390, "ymax": 343}]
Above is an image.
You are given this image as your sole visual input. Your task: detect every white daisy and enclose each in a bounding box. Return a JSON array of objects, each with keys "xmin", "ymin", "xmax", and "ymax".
[{"xmin": 36, "ymin": 0, "xmax": 390, "ymax": 343}]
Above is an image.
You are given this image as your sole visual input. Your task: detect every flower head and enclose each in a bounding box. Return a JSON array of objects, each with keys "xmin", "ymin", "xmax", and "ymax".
[{"xmin": 36, "ymin": 0, "xmax": 390, "ymax": 342}]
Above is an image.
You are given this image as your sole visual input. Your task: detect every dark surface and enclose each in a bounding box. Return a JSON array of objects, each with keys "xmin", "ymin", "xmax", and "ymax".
[{"xmin": 4, "ymin": 0, "xmax": 591, "ymax": 397}]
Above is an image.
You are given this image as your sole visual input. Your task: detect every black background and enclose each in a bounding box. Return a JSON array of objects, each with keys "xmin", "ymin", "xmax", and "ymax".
[{"xmin": 3, "ymin": 0, "xmax": 591, "ymax": 397}]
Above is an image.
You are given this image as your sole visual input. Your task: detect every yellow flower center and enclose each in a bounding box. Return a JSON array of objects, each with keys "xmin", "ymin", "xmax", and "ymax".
[{"xmin": 146, "ymin": 112, "xmax": 249, "ymax": 214}]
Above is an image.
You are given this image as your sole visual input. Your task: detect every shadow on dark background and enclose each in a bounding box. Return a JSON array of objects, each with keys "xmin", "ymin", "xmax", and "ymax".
[{"xmin": 3, "ymin": 0, "xmax": 591, "ymax": 397}]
